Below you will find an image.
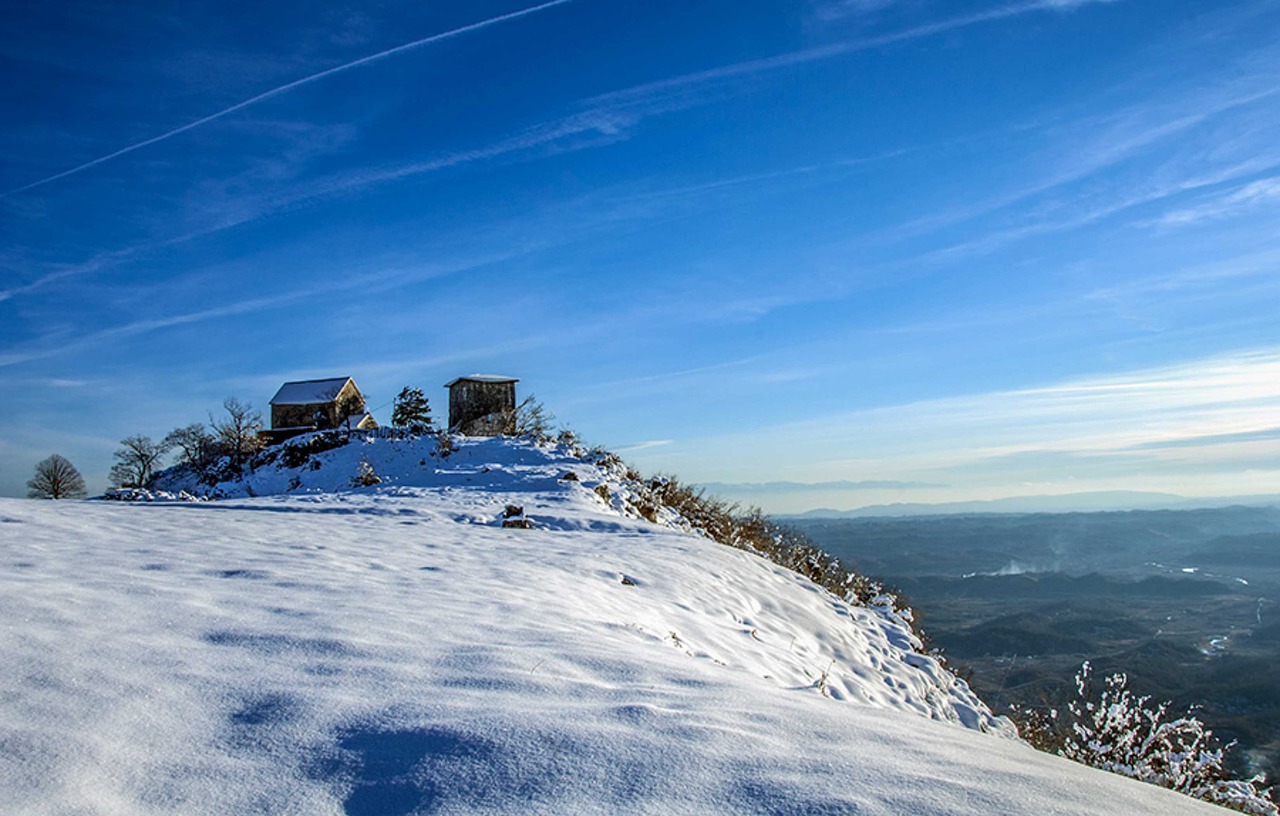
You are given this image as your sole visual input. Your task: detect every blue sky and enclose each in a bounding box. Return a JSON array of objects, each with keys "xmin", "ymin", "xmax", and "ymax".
[{"xmin": 3, "ymin": 0, "xmax": 1280, "ymax": 511}]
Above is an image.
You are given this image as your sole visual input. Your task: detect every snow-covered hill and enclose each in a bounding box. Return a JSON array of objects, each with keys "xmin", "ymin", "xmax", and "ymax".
[{"xmin": 0, "ymin": 436, "xmax": 1228, "ymax": 813}]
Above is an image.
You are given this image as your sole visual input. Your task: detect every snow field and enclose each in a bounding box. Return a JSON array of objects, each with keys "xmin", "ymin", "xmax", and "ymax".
[{"xmin": 0, "ymin": 437, "xmax": 1228, "ymax": 813}]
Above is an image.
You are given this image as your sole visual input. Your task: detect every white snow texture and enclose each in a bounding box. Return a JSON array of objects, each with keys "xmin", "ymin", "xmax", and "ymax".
[{"xmin": 0, "ymin": 436, "xmax": 1228, "ymax": 814}]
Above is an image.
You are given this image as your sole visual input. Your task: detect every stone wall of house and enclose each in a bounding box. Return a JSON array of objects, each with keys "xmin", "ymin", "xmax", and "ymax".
[
  {"xmin": 448, "ymin": 380, "xmax": 516, "ymax": 435},
  {"xmin": 271, "ymin": 381, "xmax": 366, "ymax": 430}
]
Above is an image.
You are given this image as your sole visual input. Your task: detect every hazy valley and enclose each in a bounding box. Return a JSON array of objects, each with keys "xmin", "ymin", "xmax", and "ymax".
[{"xmin": 794, "ymin": 506, "xmax": 1280, "ymax": 779}]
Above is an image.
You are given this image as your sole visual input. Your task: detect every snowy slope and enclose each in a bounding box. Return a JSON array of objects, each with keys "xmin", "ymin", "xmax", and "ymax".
[{"xmin": 0, "ymin": 436, "xmax": 1227, "ymax": 814}]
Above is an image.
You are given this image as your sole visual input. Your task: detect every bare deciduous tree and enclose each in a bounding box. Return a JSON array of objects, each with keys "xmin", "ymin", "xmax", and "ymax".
[
  {"xmin": 504, "ymin": 395, "xmax": 554, "ymax": 439},
  {"xmin": 27, "ymin": 454, "xmax": 87, "ymax": 499},
  {"xmin": 211, "ymin": 397, "xmax": 263, "ymax": 472},
  {"xmin": 163, "ymin": 423, "xmax": 217, "ymax": 469},
  {"xmin": 109, "ymin": 436, "xmax": 168, "ymax": 488}
]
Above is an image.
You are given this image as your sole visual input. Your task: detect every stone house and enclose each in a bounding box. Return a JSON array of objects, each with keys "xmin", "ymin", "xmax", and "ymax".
[
  {"xmin": 446, "ymin": 375, "xmax": 518, "ymax": 435},
  {"xmin": 264, "ymin": 377, "xmax": 377, "ymax": 444}
]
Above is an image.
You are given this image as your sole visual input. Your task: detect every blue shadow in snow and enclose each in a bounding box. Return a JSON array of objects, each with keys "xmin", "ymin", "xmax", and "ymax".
[{"xmin": 309, "ymin": 727, "xmax": 486, "ymax": 816}]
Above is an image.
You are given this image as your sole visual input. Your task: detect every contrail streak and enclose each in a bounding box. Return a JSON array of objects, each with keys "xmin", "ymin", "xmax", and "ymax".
[
  {"xmin": 588, "ymin": 0, "xmax": 1115, "ymax": 109},
  {"xmin": 1, "ymin": 0, "xmax": 574, "ymax": 199}
]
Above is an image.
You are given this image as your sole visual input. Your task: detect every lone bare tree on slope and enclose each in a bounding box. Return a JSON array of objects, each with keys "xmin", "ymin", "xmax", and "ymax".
[
  {"xmin": 211, "ymin": 397, "xmax": 263, "ymax": 472},
  {"xmin": 27, "ymin": 454, "xmax": 87, "ymax": 499},
  {"xmin": 108, "ymin": 436, "xmax": 168, "ymax": 488},
  {"xmin": 163, "ymin": 423, "xmax": 217, "ymax": 470}
]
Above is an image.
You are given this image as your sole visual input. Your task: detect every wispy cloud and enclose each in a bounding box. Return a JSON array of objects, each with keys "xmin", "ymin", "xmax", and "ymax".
[
  {"xmin": 0, "ymin": 293, "xmax": 311, "ymax": 369},
  {"xmin": 810, "ymin": 0, "xmax": 900, "ymax": 22},
  {"xmin": 1086, "ymin": 246, "xmax": 1280, "ymax": 303},
  {"xmin": 587, "ymin": 0, "xmax": 1120, "ymax": 116},
  {"xmin": 916, "ymin": 156, "xmax": 1280, "ymax": 263},
  {"xmin": 884, "ymin": 81, "xmax": 1280, "ymax": 255},
  {"xmin": 1038, "ymin": 0, "xmax": 1122, "ymax": 8},
  {"xmin": 1, "ymin": 0, "xmax": 1126, "ymax": 302},
  {"xmin": 1153, "ymin": 176, "xmax": 1280, "ymax": 227},
  {"xmin": 1, "ymin": 112, "xmax": 639, "ymax": 305},
  {"xmin": 0, "ymin": 247, "xmax": 526, "ymax": 369},
  {"xmin": 0, "ymin": 0, "xmax": 575, "ymax": 198},
  {"xmin": 310, "ymin": 108, "xmax": 633, "ymax": 200},
  {"xmin": 614, "ymin": 440, "xmax": 675, "ymax": 453},
  {"xmin": 221, "ymin": 0, "xmax": 1008, "ymax": 220},
  {"xmin": 668, "ymin": 348, "xmax": 1280, "ymax": 497},
  {"xmin": 617, "ymin": 148, "xmax": 911, "ymax": 206},
  {"xmin": 1130, "ymin": 426, "xmax": 1280, "ymax": 451},
  {"xmin": 0, "ymin": 247, "xmax": 142, "ymax": 303}
]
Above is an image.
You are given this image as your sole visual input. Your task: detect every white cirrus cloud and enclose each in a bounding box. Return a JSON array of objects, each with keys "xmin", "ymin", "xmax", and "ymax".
[{"xmin": 1155, "ymin": 176, "xmax": 1280, "ymax": 227}]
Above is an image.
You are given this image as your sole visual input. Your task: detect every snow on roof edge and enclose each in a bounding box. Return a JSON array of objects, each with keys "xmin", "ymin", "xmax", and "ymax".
[
  {"xmin": 270, "ymin": 377, "xmax": 355, "ymax": 405},
  {"xmin": 445, "ymin": 374, "xmax": 519, "ymax": 387}
]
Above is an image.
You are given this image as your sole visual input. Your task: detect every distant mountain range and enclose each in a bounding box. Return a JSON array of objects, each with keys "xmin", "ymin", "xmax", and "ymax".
[
  {"xmin": 774, "ymin": 490, "xmax": 1280, "ymax": 518},
  {"xmin": 700, "ymin": 479, "xmax": 947, "ymax": 493}
]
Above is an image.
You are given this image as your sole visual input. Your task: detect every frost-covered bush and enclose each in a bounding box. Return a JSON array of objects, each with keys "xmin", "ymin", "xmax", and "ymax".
[
  {"xmin": 434, "ymin": 431, "xmax": 456, "ymax": 459},
  {"xmin": 351, "ymin": 459, "xmax": 382, "ymax": 487},
  {"xmin": 102, "ymin": 488, "xmax": 208, "ymax": 502},
  {"xmin": 1057, "ymin": 662, "xmax": 1275, "ymax": 815}
]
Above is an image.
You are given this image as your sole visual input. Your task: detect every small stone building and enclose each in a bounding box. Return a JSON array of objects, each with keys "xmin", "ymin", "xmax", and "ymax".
[
  {"xmin": 446, "ymin": 375, "xmax": 518, "ymax": 435},
  {"xmin": 264, "ymin": 377, "xmax": 377, "ymax": 444}
]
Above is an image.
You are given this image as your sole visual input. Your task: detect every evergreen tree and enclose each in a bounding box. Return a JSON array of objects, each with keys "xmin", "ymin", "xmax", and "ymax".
[{"xmin": 391, "ymin": 387, "xmax": 433, "ymax": 433}]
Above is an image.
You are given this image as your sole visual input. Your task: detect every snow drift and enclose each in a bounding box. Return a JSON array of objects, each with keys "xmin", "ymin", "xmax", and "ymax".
[{"xmin": 0, "ymin": 435, "xmax": 1229, "ymax": 813}]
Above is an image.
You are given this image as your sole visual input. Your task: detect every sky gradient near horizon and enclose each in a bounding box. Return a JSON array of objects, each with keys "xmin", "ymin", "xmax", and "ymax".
[{"xmin": 3, "ymin": 0, "xmax": 1280, "ymax": 512}]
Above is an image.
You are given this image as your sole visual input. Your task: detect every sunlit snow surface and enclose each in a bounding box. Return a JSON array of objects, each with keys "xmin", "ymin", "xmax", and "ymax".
[{"xmin": 0, "ymin": 438, "xmax": 1225, "ymax": 814}]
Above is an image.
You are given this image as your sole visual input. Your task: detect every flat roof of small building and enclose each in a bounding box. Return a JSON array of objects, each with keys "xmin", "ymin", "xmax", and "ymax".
[{"xmin": 445, "ymin": 375, "xmax": 519, "ymax": 387}]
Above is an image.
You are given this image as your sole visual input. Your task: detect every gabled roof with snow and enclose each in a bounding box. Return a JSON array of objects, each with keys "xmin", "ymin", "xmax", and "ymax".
[
  {"xmin": 445, "ymin": 374, "xmax": 519, "ymax": 387},
  {"xmin": 269, "ymin": 377, "xmax": 355, "ymax": 406}
]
